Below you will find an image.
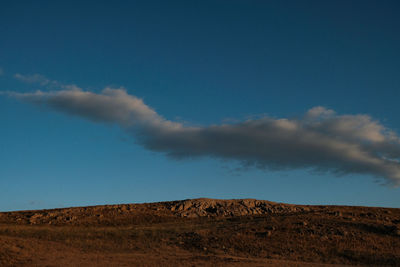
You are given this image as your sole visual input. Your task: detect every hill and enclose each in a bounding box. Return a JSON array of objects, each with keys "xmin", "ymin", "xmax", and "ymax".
[{"xmin": 1, "ymin": 198, "xmax": 399, "ymax": 266}]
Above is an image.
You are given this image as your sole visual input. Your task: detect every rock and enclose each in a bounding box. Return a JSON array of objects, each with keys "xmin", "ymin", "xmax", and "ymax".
[
  {"xmin": 240, "ymin": 199, "xmax": 256, "ymax": 208},
  {"xmin": 183, "ymin": 201, "xmax": 193, "ymax": 211},
  {"xmin": 168, "ymin": 198, "xmax": 283, "ymax": 218},
  {"xmin": 121, "ymin": 206, "xmax": 129, "ymax": 212},
  {"xmin": 29, "ymin": 214, "xmax": 43, "ymax": 224}
]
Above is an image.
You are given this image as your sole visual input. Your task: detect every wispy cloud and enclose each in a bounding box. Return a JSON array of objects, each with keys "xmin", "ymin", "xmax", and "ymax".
[
  {"xmin": 0, "ymin": 68, "xmax": 4, "ymax": 76},
  {"xmin": 14, "ymin": 73, "xmax": 81, "ymax": 91},
  {"xmin": 7, "ymin": 87, "xmax": 400, "ymax": 185}
]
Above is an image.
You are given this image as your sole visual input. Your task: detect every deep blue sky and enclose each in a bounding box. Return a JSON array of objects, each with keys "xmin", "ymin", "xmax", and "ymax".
[{"xmin": 1, "ymin": 1, "xmax": 400, "ymax": 211}]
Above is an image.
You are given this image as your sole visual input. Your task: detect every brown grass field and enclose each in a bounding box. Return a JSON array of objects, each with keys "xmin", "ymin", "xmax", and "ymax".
[{"xmin": 0, "ymin": 198, "xmax": 399, "ymax": 266}]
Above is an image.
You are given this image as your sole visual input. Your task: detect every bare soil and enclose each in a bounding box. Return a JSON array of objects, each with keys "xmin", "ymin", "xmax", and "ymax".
[{"xmin": 0, "ymin": 198, "xmax": 399, "ymax": 266}]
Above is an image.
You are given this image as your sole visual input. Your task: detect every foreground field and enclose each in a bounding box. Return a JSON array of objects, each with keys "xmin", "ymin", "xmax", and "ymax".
[{"xmin": 1, "ymin": 198, "xmax": 399, "ymax": 266}]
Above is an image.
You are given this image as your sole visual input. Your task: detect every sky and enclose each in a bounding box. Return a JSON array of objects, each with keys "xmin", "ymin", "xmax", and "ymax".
[{"xmin": 1, "ymin": 0, "xmax": 400, "ymax": 211}]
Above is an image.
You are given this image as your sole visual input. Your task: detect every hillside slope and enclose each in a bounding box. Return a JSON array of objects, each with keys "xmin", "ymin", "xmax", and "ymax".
[{"xmin": 1, "ymin": 198, "xmax": 399, "ymax": 266}]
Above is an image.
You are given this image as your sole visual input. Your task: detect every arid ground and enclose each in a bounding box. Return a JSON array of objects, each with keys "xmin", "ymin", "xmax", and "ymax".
[{"xmin": 1, "ymin": 198, "xmax": 399, "ymax": 266}]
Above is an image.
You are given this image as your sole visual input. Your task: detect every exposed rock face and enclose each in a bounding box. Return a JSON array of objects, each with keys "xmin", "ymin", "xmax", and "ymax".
[
  {"xmin": 164, "ymin": 198, "xmax": 303, "ymax": 218},
  {"xmin": 29, "ymin": 214, "xmax": 43, "ymax": 224}
]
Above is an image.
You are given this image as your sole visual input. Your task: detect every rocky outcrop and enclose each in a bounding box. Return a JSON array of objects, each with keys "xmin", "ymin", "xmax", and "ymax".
[{"xmin": 163, "ymin": 198, "xmax": 306, "ymax": 218}]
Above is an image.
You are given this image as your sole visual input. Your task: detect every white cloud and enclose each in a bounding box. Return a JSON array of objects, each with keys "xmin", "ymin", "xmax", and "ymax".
[{"xmin": 7, "ymin": 88, "xmax": 400, "ymax": 185}]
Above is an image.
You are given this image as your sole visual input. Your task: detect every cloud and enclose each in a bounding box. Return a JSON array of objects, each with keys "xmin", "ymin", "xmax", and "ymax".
[
  {"xmin": 7, "ymin": 88, "xmax": 400, "ymax": 185},
  {"xmin": 14, "ymin": 73, "xmax": 50, "ymax": 85},
  {"xmin": 14, "ymin": 73, "xmax": 81, "ymax": 91},
  {"xmin": 306, "ymin": 106, "xmax": 335, "ymax": 119},
  {"xmin": 0, "ymin": 68, "xmax": 3, "ymax": 76}
]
